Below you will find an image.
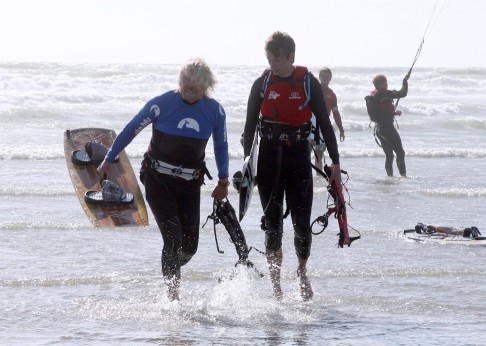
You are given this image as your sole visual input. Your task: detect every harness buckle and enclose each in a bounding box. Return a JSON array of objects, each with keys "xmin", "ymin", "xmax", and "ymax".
[
  {"xmin": 192, "ymin": 169, "xmax": 201, "ymax": 179},
  {"xmin": 171, "ymin": 167, "xmax": 183, "ymax": 176}
]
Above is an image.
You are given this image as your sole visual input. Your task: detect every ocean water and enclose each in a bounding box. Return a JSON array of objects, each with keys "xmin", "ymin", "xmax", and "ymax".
[{"xmin": 1, "ymin": 62, "xmax": 486, "ymax": 345}]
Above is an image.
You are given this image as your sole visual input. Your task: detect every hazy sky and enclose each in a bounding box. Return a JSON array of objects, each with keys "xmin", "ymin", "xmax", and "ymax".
[{"xmin": 0, "ymin": 0, "xmax": 484, "ymax": 68}]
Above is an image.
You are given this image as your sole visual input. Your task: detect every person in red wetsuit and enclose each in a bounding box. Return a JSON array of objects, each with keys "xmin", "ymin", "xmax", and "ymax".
[
  {"xmin": 310, "ymin": 67, "xmax": 345, "ymax": 171},
  {"xmin": 242, "ymin": 31, "xmax": 342, "ymax": 301}
]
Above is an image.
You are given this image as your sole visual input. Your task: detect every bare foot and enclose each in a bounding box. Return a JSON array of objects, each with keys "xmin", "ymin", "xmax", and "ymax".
[
  {"xmin": 167, "ymin": 285, "xmax": 180, "ymax": 301},
  {"xmin": 297, "ymin": 268, "xmax": 314, "ymax": 301},
  {"xmin": 165, "ymin": 276, "xmax": 181, "ymax": 302}
]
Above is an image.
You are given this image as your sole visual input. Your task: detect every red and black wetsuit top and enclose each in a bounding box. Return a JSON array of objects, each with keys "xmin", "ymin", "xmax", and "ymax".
[
  {"xmin": 371, "ymin": 79, "xmax": 408, "ymax": 124},
  {"xmin": 243, "ymin": 66, "xmax": 340, "ymax": 165},
  {"xmin": 260, "ymin": 66, "xmax": 312, "ymax": 126}
]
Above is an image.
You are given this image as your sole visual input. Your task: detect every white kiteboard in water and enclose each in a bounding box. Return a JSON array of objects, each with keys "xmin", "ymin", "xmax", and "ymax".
[
  {"xmin": 403, "ymin": 229, "xmax": 486, "ymax": 246},
  {"xmin": 239, "ymin": 132, "xmax": 259, "ymax": 221}
]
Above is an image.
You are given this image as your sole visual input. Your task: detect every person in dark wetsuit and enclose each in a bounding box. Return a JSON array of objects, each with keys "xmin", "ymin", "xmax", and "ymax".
[
  {"xmin": 97, "ymin": 58, "xmax": 230, "ymax": 301},
  {"xmin": 242, "ymin": 31, "xmax": 342, "ymax": 301},
  {"xmin": 370, "ymin": 73, "xmax": 410, "ymax": 177}
]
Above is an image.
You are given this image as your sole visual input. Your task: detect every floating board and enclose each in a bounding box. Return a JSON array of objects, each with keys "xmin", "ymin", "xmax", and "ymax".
[
  {"xmin": 239, "ymin": 132, "xmax": 259, "ymax": 221},
  {"xmin": 64, "ymin": 128, "xmax": 149, "ymax": 227},
  {"xmin": 403, "ymin": 230, "xmax": 486, "ymax": 246}
]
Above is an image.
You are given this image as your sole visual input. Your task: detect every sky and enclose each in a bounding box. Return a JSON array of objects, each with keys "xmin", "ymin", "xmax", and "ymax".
[{"xmin": 0, "ymin": 0, "xmax": 484, "ymax": 68}]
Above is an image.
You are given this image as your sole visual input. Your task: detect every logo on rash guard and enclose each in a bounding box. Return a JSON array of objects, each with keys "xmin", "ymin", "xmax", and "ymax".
[
  {"xmin": 135, "ymin": 117, "xmax": 151, "ymax": 135},
  {"xmin": 219, "ymin": 104, "xmax": 227, "ymax": 142},
  {"xmin": 177, "ymin": 118, "xmax": 200, "ymax": 132},
  {"xmin": 268, "ymin": 91, "xmax": 280, "ymax": 100},
  {"xmin": 290, "ymin": 92, "xmax": 301, "ymax": 100},
  {"xmin": 150, "ymin": 105, "xmax": 160, "ymax": 117}
]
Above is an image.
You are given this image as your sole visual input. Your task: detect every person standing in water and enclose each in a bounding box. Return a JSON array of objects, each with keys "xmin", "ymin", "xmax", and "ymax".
[
  {"xmin": 97, "ymin": 58, "xmax": 230, "ymax": 301},
  {"xmin": 242, "ymin": 31, "xmax": 342, "ymax": 301},
  {"xmin": 367, "ymin": 73, "xmax": 410, "ymax": 177},
  {"xmin": 310, "ymin": 67, "xmax": 345, "ymax": 171}
]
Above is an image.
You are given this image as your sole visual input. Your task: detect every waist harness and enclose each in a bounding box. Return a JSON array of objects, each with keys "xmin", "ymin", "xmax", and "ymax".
[
  {"xmin": 259, "ymin": 117, "xmax": 312, "ymax": 143},
  {"xmin": 148, "ymin": 154, "xmax": 210, "ymax": 181}
]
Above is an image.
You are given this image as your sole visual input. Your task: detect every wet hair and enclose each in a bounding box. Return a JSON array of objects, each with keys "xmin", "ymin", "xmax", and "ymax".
[
  {"xmin": 264, "ymin": 31, "xmax": 295, "ymax": 58},
  {"xmin": 178, "ymin": 57, "xmax": 217, "ymax": 96},
  {"xmin": 319, "ymin": 67, "xmax": 332, "ymax": 80},
  {"xmin": 373, "ymin": 74, "xmax": 387, "ymax": 88}
]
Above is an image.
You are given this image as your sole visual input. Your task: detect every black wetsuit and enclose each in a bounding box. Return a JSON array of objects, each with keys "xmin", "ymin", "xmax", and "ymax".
[
  {"xmin": 106, "ymin": 91, "xmax": 229, "ymax": 289},
  {"xmin": 372, "ymin": 79, "xmax": 408, "ymax": 176},
  {"xmin": 243, "ymin": 70, "xmax": 340, "ymax": 259},
  {"xmin": 144, "ymin": 164, "xmax": 201, "ymax": 285}
]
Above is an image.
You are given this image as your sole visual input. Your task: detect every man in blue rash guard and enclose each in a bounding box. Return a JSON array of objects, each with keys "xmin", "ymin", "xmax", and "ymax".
[{"xmin": 97, "ymin": 58, "xmax": 230, "ymax": 301}]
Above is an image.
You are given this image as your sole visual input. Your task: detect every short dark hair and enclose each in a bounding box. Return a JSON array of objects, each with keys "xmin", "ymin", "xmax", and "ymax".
[
  {"xmin": 264, "ymin": 31, "xmax": 295, "ymax": 58},
  {"xmin": 373, "ymin": 74, "xmax": 387, "ymax": 88}
]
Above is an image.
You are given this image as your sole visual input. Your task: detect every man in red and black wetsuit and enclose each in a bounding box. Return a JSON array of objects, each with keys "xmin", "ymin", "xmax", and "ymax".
[
  {"xmin": 242, "ymin": 31, "xmax": 342, "ymax": 301},
  {"xmin": 370, "ymin": 73, "xmax": 409, "ymax": 177}
]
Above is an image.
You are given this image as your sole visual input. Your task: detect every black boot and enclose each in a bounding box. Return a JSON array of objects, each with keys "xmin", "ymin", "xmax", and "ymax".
[
  {"xmin": 471, "ymin": 227, "xmax": 481, "ymax": 239},
  {"xmin": 415, "ymin": 223, "xmax": 426, "ymax": 233}
]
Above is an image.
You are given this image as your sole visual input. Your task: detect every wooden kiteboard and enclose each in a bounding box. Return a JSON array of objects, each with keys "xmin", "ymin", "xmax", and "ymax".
[{"xmin": 64, "ymin": 128, "xmax": 149, "ymax": 227}]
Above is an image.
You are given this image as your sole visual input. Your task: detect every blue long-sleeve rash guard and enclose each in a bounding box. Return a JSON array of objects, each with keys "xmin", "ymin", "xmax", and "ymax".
[{"xmin": 106, "ymin": 90, "xmax": 229, "ymax": 179}]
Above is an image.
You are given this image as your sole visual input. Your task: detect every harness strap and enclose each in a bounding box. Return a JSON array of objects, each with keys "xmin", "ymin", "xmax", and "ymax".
[
  {"xmin": 260, "ymin": 69, "xmax": 273, "ymax": 98},
  {"xmin": 373, "ymin": 125, "xmax": 382, "ymax": 148},
  {"xmin": 298, "ymin": 72, "xmax": 311, "ymax": 110},
  {"xmin": 150, "ymin": 157, "xmax": 204, "ymax": 181}
]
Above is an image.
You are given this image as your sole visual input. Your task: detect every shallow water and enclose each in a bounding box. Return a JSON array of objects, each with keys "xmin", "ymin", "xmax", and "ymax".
[{"xmin": 1, "ymin": 62, "xmax": 486, "ymax": 345}]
